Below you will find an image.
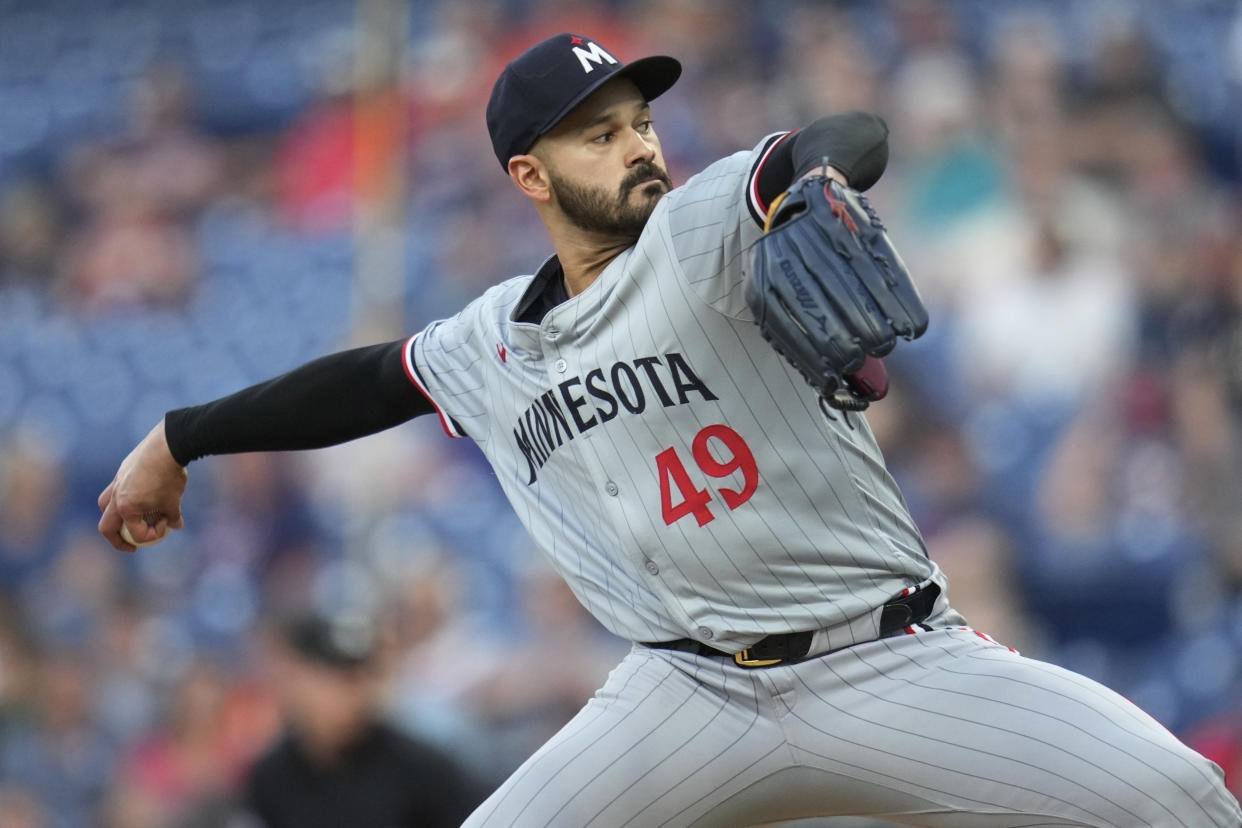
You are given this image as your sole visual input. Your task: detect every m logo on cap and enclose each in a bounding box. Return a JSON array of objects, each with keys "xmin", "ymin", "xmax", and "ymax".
[
  {"xmin": 572, "ymin": 40, "xmax": 618, "ymax": 74},
  {"xmin": 486, "ymin": 33, "xmax": 680, "ymax": 170}
]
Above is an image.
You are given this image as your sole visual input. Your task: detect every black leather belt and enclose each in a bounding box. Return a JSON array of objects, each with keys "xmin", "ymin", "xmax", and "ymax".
[{"xmin": 643, "ymin": 581, "xmax": 941, "ymax": 668}]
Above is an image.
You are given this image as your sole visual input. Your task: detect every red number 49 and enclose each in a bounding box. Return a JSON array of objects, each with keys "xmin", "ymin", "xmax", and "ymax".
[{"xmin": 656, "ymin": 424, "xmax": 759, "ymax": 527}]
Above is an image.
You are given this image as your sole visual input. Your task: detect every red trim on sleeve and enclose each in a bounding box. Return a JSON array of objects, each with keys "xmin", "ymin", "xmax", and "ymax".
[
  {"xmin": 748, "ymin": 130, "xmax": 797, "ymax": 219},
  {"xmin": 402, "ymin": 333, "xmax": 463, "ymax": 439}
]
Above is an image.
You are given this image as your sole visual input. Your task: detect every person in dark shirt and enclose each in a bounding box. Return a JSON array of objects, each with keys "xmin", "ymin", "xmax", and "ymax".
[{"xmin": 241, "ymin": 612, "xmax": 481, "ymax": 828}]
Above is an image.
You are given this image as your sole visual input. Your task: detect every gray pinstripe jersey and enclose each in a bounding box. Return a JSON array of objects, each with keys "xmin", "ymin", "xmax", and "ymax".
[{"xmin": 405, "ymin": 134, "xmax": 946, "ymax": 651}]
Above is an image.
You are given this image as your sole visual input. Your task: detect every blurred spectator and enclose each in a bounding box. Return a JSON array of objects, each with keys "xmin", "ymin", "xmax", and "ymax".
[
  {"xmin": 55, "ymin": 147, "xmax": 199, "ymax": 312},
  {"xmin": 89, "ymin": 593, "xmax": 156, "ymax": 745},
  {"xmin": 1071, "ymin": 11, "xmax": 1174, "ymax": 182},
  {"xmin": 0, "ymin": 594, "xmax": 35, "ymax": 731},
  {"xmin": 271, "ymin": 33, "xmax": 358, "ymax": 235},
  {"xmin": 0, "ymin": 429, "xmax": 68, "ymax": 590},
  {"xmin": 19, "ymin": 527, "xmax": 124, "ymax": 663},
  {"xmin": 1024, "ymin": 391, "xmax": 1202, "ymax": 652},
  {"xmin": 890, "ymin": 416, "xmax": 982, "ymax": 537},
  {"xmin": 0, "ymin": 648, "xmax": 118, "ymax": 828},
  {"xmin": 55, "ymin": 62, "xmax": 221, "ymax": 313},
  {"xmin": 951, "ymin": 204, "xmax": 1134, "ymax": 405},
  {"xmin": 926, "ymin": 516, "xmax": 1038, "ymax": 654},
  {"xmin": 110, "ymin": 661, "xmax": 253, "ymax": 828},
  {"xmin": 240, "ymin": 612, "xmax": 482, "ymax": 828},
  {"xmin": 0, "ymin": 180, "xmax": 62, "ymax": 289},
  {"xmin": 468, "ymin": 565, "xmax": 627, "ymax": 780},
  {"xmin": 382, "ymin": 551, "xmax": 502, "ymax": 783},
  {"xmin": 781, "ymin": 6, "xmax": 881, "ymax": 119},
  {"xmin": 1175, "ymin": 343, "xmax": 1242, "ymax": 591},
  {"xmin": 886, "ymin": 47, "xmax": 999, "ymax": 241},
  {"xmin": 0, "ymin": 784, "xmax": 48, "ymax": 828},
  {"xmin": 118, "ymin": 63, "xmax": 224, "ymax": 217},
  {"xmin": 986, "ymin": 11, "xmax": 1064, "ymax": 148},
  {"xmin": 197, "ymin": 453, "xmax": 323, "ymax": 585}
]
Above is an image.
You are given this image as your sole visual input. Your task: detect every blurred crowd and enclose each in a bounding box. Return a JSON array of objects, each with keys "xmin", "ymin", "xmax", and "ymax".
[{"xmin": 2, "ymin": 0, "xmax": 1242, "ymax": 825}]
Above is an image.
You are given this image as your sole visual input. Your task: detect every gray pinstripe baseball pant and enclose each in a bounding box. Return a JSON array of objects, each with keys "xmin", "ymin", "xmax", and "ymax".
[{"xmin": 463, "ymin": 626, "xmax": 1240, "ymax": 827}]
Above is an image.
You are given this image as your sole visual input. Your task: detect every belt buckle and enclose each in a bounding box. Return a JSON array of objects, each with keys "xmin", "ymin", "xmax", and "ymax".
[{"xmin": 734, "ymin": 648, "xmax": 782, "ymax": 668}]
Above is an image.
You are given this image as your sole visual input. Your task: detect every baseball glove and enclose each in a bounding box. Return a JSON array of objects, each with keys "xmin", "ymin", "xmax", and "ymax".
[{"xmin": 747, "ymin": 175, "xmax": 928, "ymax": 411}]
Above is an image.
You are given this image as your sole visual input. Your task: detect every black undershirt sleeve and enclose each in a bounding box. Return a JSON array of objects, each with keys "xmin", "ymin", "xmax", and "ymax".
[
  {"xmin": 164, "ymin": 339, "xmax": 433, "ymax": 466},
  {"xmin": 755, "ymin": 110, "xmax": 889, "ymax": 206}
]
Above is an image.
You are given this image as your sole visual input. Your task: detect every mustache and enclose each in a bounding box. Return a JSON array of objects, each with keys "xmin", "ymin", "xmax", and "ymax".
[{"xmin": 621, "ymin": 163, "xmax": 672, "ymax": 194}]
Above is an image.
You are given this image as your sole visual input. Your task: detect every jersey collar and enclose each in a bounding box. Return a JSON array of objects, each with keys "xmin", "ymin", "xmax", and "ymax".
[{"xmin": 512, "ymin": 254, "xmax": 569, "ymax": 324}]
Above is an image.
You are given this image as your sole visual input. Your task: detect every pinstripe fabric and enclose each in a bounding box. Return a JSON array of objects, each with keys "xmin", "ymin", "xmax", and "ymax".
[
  {"xmin": 410, "ymin": 136, "xmax": 941, "ymax": 652},
  {"xmin": 464, "ymin": 630, "xmax": 1240, "ymax": 827},
  {"xmin": 410, "ymin": 134, "xmax": 1240, "ymax": 825}
]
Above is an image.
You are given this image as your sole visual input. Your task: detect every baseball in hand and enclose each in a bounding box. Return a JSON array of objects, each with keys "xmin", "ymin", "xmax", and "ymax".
[
  {"xmin": 120, "ymin": 524, "xmax": 158, "ymax": 546},
  {"xmin": 121, "ymin": 512, "xmax": 164, "ymax": 547}
]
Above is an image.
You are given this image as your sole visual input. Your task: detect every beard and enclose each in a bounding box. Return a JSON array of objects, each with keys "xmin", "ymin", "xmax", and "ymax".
[{"xmin": 549, "ymin": 161, "xmax": 673, "ymax": 239}]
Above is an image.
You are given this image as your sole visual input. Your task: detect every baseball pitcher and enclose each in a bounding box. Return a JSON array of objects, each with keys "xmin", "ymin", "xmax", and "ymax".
[{"xmin": 99, "ymin": 34, "xmax": 1241, "ymax": 827}]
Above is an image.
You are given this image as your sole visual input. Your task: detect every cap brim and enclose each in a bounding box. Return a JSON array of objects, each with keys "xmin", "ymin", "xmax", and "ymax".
[
  {"xmin": 535, "ymin": 55, "xmax": 682, "ymax": 145},
  {"xmin": 616, "ymin": 55, "xmax": 682, "ymax": 104}
]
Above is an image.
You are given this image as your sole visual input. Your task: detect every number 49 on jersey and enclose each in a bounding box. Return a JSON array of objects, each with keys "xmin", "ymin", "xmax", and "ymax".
[{"xmin": 656, "ymin": 424, "xmax": 757, "ymax": 527}]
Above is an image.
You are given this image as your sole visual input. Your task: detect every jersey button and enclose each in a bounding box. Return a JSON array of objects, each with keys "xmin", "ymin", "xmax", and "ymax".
[
  {"xmin": 604, "ymin": 481, "xmax": 619, "ymax": 496},
  {"xmin": 644, "ymin": 559, "xmax": 659, "ymax": 575},
  {"xmin": 545, "ymin": 326, "xmax": 560, "ymax": 340},
  {"xmin": 697, "ymin": 627, "xmax": 714, "ymax": 640},
  {"xmin": 554, "ymin": 358, "xmax": 568, "ymax": 373}
]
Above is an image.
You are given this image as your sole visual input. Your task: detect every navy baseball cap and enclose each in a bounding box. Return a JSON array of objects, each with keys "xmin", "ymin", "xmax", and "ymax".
[
  {"xmin": 486, "ymin": 33, "xmax": 681, "ymax": 171},
  {"xmin": 283, "ymin": 612, "xmax": 377, "ymax": 670}
]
